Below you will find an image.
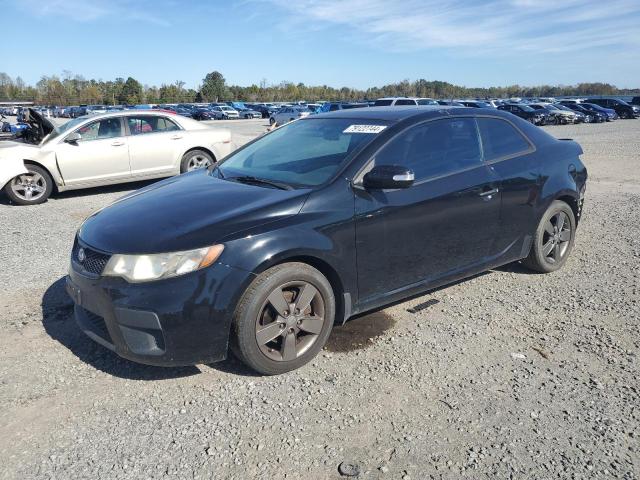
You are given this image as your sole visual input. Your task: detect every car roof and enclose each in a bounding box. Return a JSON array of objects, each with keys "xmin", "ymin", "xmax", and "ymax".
[{"xmin": 310, "ymin": 105, "xmax": 507, "ymax": 122}]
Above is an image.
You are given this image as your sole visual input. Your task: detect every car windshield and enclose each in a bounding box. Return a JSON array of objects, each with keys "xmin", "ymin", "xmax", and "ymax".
[
  {"xmin": 519, "ymin": 105, "xmax": 535, "ymax": 112},
  {"xmin": 218, "ymin": 118, "xmax": 388, "ymax": 187},
  {"xmin": 44, "ymin": 116, "xmax": 88, "ymax": 143},
  {"xmin": 546, "ymin": 105, "xmax": 559, "ymax": 110},
  {"xmin": 220, "ymin": 107, "xmax": 234, "ymax": 111}
]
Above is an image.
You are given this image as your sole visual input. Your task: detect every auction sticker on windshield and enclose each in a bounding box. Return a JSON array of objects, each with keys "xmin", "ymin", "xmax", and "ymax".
[{"xmin": 343, "ymin": 125, "xmax": 387, "ymax": 134}]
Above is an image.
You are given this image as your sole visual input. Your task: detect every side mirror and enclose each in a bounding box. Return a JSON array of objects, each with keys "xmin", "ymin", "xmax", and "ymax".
[
  {"xmin": 363, "ymin": 165, "xmax": 415, "ymax": 190},
  {"xmin": 65, "ymin": 132, "xmax": 82, "ymax": 144}
]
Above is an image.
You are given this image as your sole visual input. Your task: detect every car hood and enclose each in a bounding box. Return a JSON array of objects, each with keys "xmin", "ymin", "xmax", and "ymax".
[
  {"xmin": 25, "ymin": 108, "xmax": 55, "ymax": 137},
  {"xmin": 79, "ymin": 169, "xmax": 310, "ymax": 254},
  {"xmin": 0, "ymin": 140, "xmax": 42, "ymax": 155}
]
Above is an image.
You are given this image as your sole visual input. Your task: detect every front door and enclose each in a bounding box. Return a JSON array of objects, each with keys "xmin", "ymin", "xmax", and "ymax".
[
  {"xmin": 354, "ymin": 117, "xmax": 502, "ymax": 302},
  {"xmin": 56, "ymin": 117, "xmax": 131, "ymax": 186}
]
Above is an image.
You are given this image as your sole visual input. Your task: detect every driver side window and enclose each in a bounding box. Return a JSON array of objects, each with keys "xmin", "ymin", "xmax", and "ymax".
[
  {"xmin": 75, "ymin": 118, "xmax": 122, "ymax": 141},
  {"xmin": 374, "ymin": 118, "xmax": 482, "ymax": 181}
]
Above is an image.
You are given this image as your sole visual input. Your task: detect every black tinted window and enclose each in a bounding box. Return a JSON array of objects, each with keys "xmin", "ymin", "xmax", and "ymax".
[
  {"xmin": 477, "ymin": 118, "xmax": 530, "ymax": 161},
  {"xmin": 374, "ymin": 99, "xmax": 393, "ymax": 106},
  {"xmin": 375, "ymin": 118, "xmax": 482, "ymax": 180}
]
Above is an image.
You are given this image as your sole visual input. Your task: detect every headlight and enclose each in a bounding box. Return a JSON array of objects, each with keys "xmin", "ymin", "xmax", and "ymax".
[{"xmin": 102, "ymin": 245, "xmax": 224, "ymax": 282}]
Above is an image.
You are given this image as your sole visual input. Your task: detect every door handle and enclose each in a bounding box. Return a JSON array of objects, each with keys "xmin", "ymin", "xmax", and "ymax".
[
  {"xmin": 170, "ymin": 135, "xmax": 183, "ymax": 140},
  {"xmin": 111, "ymin": 141, "xmax": 125, "ymax": 146},
  {"xmin": 479, "ymin": 187, "xmax": 499, "ymax": 197}
]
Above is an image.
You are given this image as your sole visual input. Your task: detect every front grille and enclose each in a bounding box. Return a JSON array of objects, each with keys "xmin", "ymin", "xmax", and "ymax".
[
  {"xmin": 77, "ymin": 307, "xmax": 113, "ymax": 344},
  {"xmin": 72, "ymin": 238, "xmax": 111, "ymax": 275}
]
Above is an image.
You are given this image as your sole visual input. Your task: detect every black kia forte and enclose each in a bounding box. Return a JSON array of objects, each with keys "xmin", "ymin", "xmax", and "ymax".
[{"xmin": 67, "ymin": 106, "xmax": 587, "ymax": 374}]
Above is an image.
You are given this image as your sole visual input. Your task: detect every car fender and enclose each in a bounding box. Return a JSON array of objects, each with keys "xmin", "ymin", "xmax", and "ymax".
[
  {"xmin": 0, "ymin": 157, "xmax": 28, "ymax": 189},
  {"xmin": 537, "ymin": 140, "xmax": 585, "ymax": 218}
]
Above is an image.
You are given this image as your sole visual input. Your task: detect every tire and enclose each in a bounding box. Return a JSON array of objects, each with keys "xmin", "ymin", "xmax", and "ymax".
[
  {"xmin": 269, "ymin": 117, "xmax": 276, "ymax": 125},
  {"xmin": 4, "ymin": 164, "xmax": 53, "ymax": 205},
  {"xmin": 522, "ymin": 200, "xmax": 576, "ymax": 273},
  {"xmin": 231, "ymin": 262, "xmax": 335, "ymax": 375},
  {"xmin": 180, "ymin": 149, "xmax": 214, "ymax": 173}
]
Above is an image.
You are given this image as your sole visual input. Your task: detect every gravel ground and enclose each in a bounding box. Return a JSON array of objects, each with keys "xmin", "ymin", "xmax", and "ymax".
[{"xmin": 0, "ymin": 119, "xmax": 639, "ymax": 480}]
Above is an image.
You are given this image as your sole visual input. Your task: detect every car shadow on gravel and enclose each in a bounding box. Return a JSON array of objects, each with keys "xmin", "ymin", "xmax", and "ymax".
[
  {"xmin": 0, "ymin": 179, "xmax": 160, "ymax": 205},
  {"xmin": 41, "ymin": 277, "xmax": 201, "ymax": 381},
  {"xmin": 493, "ymin": 261, "xmax": 540, "ymax": 275}
]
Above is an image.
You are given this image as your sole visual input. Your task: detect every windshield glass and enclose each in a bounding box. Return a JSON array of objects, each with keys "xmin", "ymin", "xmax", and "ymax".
[
  {"xmin": 519, "ymin": 105, "xmax": 535, "ymax": 112},
  {"xmin": 44, "ymin": 116, "xmax": 88, "ymax": 143},
  {"xmin": 218, "ymin": 118, "xmax": 388, "ymax": 187}
]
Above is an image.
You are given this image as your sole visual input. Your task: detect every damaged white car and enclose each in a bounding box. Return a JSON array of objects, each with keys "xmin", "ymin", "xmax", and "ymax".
[{"xmin": 0, "ymin": 108, "xmax": 233, "ymax": 205}]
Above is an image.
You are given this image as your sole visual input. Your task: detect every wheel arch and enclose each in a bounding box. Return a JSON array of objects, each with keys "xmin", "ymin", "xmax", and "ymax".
[
  {"xmin": 555, "ymin": 194, "xmax": 580, "ymax": 223},
  {"xmin": 22, "ymin": 159, "xmax": 60, "ymax": 192},
  {"xmin": 254, "ymin": 254, "xmax": 347, "ymax": 325},
  {"xmin": 183, "ymin": 146, "xmax": 217, "ymax": 162}
]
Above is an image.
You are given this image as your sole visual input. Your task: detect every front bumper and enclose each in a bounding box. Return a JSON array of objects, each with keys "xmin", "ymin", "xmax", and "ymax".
[{"xmin": 66, "ymin": 257, "xmax": 255, "ymax": 366}]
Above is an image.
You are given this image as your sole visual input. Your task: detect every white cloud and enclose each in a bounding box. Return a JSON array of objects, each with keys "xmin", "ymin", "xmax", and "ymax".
[{"xmin": 264, "ymin": 0, "xmax": 640, "ymax": 55}]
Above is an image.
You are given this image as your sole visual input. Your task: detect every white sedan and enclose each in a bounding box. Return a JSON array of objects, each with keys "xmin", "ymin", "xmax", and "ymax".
[{"xmin": 0, "ymin": 109, "xmax": 232, "ymax": 205}]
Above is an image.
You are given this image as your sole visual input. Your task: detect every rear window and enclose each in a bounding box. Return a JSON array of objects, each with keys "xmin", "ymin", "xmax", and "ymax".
[
  {"xmin": 394, "ymin": 99, "xmax": 417, "ymax": 106},
  {"xmin": 477, "ymin": 118, "xmax": 531, "ymax": 161},
  {"xmin": 374, "ymin": 99, "xmax": 393, "ymax": 106}
]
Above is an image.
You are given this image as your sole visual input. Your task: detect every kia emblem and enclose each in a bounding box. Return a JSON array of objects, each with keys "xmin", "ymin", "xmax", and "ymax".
[{"xmin": 78, "ymin": 248, "xmax": 86, "ymax": 262}]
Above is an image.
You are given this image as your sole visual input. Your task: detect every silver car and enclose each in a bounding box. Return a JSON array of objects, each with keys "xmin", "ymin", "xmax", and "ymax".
[
  {"xmin": 269, "ymin": 107, "xmax": 311, "ymax": 126},
  {"xmin": 0, "ymin": 109, "xmax": 233, "ymax": 205}
]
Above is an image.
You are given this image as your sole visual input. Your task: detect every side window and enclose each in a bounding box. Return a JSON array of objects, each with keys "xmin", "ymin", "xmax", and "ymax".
[
  {"xmin": 156, "ymin": 117, "xmax": 180, "ymax": 132},
  {"xmin": 329, "ymin": 104, "xmax": 339, "ymax": 111},
  {"xmin": 75, "ymin": 118, "xmax": 122, "ymax": 141},
  {"xmin": 127, "ymin": 116, "xmax": 178, "ymax": 135},
  {"xmin": 477, "ymin": 117, "xmax": 531, "ymax": 161},
  {"xmin": 374, "ymin": 118, "xmax": 482, "ymax": 181}
]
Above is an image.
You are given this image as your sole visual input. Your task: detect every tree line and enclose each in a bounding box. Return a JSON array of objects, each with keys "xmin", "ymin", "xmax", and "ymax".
[{"xmin": 0, "ymin": 70, "xmax": 637, "ymax": 106}]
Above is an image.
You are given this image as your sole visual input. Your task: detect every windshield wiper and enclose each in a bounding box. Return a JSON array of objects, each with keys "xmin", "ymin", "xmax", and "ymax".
[
  {"xmin": 229, "ymin": 175, "xmax": 293, "ymax": 190},
  {"xmin": 208, "ymin": 163, "xmax": 225, "ymax": 178}
]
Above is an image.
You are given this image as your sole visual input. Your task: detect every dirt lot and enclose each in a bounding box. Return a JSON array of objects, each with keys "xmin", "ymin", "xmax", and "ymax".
[{"xmin": 0, "ymin": 119, "xmax": 638, "ymax": 480}]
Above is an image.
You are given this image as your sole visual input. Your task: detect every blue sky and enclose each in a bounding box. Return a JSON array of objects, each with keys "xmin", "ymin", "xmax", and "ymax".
[{"xmin": 2, "ymin": 0, "xmax": 639, "ymax": 89}]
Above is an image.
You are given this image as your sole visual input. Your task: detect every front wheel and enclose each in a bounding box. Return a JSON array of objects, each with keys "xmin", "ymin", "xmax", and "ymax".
[
  {"xmin": 180, "ymin": 149, "xmax": 214, "ymax": 173},
  {"xmin": 231, "ymin": 263, "xmax": 335, "ymax": 375},
  {"xmin": 4, "ymin": 164, "xmax": 53, "ymax": 205},
  {"xmin": 522, "ymin": 200, "xmax": 576, "ymax": 273},
  {"xmin": 269, "ymin": 117, "xmax": 276, "ymax": 125}
]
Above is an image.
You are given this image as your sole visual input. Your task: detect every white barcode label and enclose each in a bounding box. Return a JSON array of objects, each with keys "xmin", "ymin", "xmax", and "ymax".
[{"xmin": 343, "ymin": 125, "xmax": 387, "ymax": 134}]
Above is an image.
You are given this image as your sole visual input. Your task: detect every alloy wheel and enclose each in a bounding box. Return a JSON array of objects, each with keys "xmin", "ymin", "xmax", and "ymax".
[
  {"xmin": 10, "ymin": 172, "xmax": 47, "ymax": 202},
  {"xmin": 542, "ymin": 211, "xmax": 571, "ymax": 264},
  {"xmin": 187, "ymin": 155, "xmax": 212, "ymax": 171},
  {"xmin": 255, "ymin": 281, "xmax": 326, "ymax": 362}
]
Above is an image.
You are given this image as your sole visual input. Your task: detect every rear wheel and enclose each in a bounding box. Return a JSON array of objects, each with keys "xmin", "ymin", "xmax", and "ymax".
[
  {"xmin": 231, "ymin": 263, "xmax": 335, "ymax": 375},
  {"xmin": 269, "ymin": 117, "xmax": 276, "ymax": 125},
  {"xmin": 180, "ymin": 149, "xmax": 214, "ymax": 173},
  {"xmin": 4, "ymin": 164, "xmax": 53, "ymax": 205},
  {"xmin": 522, "ymin": 200, "xmax": 576, "ymax": 273}
]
